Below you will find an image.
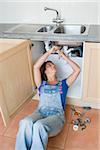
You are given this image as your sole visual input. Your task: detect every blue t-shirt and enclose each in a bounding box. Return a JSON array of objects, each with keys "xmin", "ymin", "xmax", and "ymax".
[{"xmin": 38, "ymin": 79, "xmax": 69, "ymax": 110}]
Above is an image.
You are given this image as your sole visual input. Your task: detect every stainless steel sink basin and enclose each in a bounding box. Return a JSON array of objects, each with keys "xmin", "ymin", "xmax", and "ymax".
[
  {"xmin": 54, "ymin": 25, "xmax": 89, "ymax": 35},
  {"xmin": 37, "ymin": 25, "xmax": 53, "ymax": 32}
]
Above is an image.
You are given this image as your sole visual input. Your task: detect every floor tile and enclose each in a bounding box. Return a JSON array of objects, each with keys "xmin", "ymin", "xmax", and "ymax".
[
  {"xmin": 0, "ymin": 100, "xmax": 100, "ymax": 150},
  {"xmin": 84, "ymin": 108, "xmax": 100, "ymax": 128},
  {"xmin": 18, "ymin": 99, "xmax": 38, "ymax": 115},
  {"xmin": 4, "ymin": 100, "xmax": 38, "ymax": 138},
  {"xmin": 4, "ymin": 113, "xmax": 25, "ymax": 138},
  {"xmin": 65, "ymin": 104, "xmax": 72, "ymax": 123},
  {"xmin": 64, "ymin": 148, "xmax": 98, "ymax": 150},
  {"xmin": 64, "ymin": 124, "xmax": 100, "ymax": 150},
  {"xmin": 47, "ymin": 123, "xmax": 69, "ymax": 149},
  {"xmin": 0, "ymin": 136, "xmax": 15, "ymax": 150}
]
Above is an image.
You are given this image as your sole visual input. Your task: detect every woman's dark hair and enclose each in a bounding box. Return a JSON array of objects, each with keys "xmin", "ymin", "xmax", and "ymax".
[{"xmin": 40, "ymin": 60, "xmax": 53, "ymax": 81}]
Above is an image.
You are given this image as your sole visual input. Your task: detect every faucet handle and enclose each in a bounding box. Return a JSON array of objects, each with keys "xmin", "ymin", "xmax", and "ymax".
[
  {"xmin": 52, "ymin": 18, "xmax": 64, "ymax": 24},
  {"xmin": 52, "ymin": 18, "xmax": 64, "ymax": 26}
]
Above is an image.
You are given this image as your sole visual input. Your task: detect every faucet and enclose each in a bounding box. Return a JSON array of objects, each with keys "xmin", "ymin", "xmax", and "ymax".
[{"xmin": 44, "ymin": 7, "xmax": 64, "ymax": 26}]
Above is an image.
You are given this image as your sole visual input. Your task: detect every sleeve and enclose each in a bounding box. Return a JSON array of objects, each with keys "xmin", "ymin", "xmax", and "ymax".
[
  {"xmin": 61, "ymin": 79, "xmax": 69, "ymax": 110},
  {"xmin": 38, "ymin": 80, "xmax": 46, "ymax": 94},
  {"xmin": 62, "ymin": 78, "xmax": 69, "ymax": 88}
]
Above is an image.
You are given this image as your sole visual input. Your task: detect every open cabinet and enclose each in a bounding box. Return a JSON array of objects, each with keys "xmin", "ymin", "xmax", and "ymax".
[
  {"xmin": 0, "ymin": 39, "xmax": 34, "ymax": 126},
  {"xmin": 32, "ymin": 41, "xmax": 84, "ymax": 103}
]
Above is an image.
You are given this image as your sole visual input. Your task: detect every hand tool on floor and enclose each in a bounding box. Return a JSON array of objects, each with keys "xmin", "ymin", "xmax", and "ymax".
[{"xmin": 70, "ymin": 106, "xmax": 91, "ymax": 131}]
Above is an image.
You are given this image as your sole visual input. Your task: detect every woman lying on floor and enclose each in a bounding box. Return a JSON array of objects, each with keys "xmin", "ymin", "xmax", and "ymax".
[{"xmin": 15, "ymin": 45, "xmax": 80, "ymax": 150}]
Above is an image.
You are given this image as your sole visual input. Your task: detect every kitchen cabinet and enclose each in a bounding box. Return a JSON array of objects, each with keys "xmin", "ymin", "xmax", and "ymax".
[
  {"xmin": 82, "ymin": 42, "xmax": 100, "ymax": 103},
  {"xmin": 0, "ymin": 39, "xmax": 34, "ymax": 126}
]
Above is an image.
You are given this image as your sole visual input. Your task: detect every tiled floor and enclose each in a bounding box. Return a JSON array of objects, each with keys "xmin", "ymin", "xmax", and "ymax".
[{"xmin": 0, "ymin": 99, "xmax": 100, "ymax": 150}]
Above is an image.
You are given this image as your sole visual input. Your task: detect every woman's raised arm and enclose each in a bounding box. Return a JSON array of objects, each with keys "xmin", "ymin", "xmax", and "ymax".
[
  {"xmin": 34, "ymin": 46, "xmax": 59, "ymax": 88},
  {"xmin": 58, "ymin": 51, "xmax": 81, "ymax": 87}
]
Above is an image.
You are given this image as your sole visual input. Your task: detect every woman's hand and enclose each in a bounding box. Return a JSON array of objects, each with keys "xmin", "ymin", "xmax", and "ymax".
[
  {"xmin": 57, "ymin": 49, "xmax": 67, "ymax": 58},
  {"xmin": 48, "ymin": 46, "xmax": 62, "ymax": 54}
]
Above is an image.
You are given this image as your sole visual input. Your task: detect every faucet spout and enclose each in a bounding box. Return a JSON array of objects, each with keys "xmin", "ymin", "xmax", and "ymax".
[
  {"xmin": 44, "ymin": 7, "xmax": 64, "ymax": 26},
  {"xmin": 44, "ymin": 7, "xmax": 59, "ymax": 16}
]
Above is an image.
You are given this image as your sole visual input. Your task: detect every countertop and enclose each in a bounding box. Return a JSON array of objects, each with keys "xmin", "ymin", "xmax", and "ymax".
[{"xmin": 0, "ymin": 23, "xmax": 100, "ymax": 42}]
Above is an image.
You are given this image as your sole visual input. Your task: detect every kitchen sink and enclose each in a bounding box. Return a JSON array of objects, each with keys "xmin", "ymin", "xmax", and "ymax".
[
  {"xmin": 54, "ymin": 25, "xmax": 89, "ymax": 35},
  {"xmin": 37, "ymin": 25, "xmax": 54, "ymax": 32},
  {"xmin": 4, "ymin": 24, "xmax": 89, "ymax": 36}
]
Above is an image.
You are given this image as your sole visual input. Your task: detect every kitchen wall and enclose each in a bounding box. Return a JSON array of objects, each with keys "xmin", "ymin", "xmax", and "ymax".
[
  {"xmin": 98, "ymin": 2, "xmax": 100, "ymax": 24},
  {"xmin": 0, "ymin": 0, "xmax": 99, "ymax": 24}
]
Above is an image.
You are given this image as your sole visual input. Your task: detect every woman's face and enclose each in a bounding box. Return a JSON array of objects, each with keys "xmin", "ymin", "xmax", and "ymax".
[{"xmin": 45, "ymin": 62, "xmax": 56, "ymax": 75}]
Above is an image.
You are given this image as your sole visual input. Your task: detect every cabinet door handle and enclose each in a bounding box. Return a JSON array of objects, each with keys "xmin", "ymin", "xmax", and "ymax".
[
  {"xmin": 31, "ymin": 43, "xmax": 34, "ymax": 47},
  {"xmin": 30, "ymin": 43, "xmax": 34, "ymax": 49}
]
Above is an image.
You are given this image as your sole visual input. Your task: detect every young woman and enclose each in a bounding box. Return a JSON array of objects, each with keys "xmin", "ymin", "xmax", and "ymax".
[{"xmin": 15, "ymin": 46, "xmax": 80, "ymax": 150}]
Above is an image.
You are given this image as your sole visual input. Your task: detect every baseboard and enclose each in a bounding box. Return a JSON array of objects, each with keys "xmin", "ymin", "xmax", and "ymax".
[{"xmin": 67, "ymin": 97, "xmax": 100, "ymax": 109}]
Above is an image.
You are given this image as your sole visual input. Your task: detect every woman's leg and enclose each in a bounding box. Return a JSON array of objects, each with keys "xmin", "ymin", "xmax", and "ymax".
[
  {"xmin": 31, "ymin": 114, "xmax": 65, "ymax": 150},
  {"xmin": 15, "ymin": 110, "xmax": 43, "ymax": 150}
]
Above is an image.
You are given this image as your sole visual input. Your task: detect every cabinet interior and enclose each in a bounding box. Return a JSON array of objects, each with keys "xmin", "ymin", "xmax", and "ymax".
[{"xmin": 31, "ymin": 41, "xmax": 84, "ymax": 100}]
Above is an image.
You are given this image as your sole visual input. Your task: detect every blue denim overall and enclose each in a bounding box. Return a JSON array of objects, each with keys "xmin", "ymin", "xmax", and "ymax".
[
  {"xmin": 15, "ymin": 81, "xmax": 65, "ymax": 150},
  {"xmin": 38, "ymin": 81, "xmax": 64, "ymax": 117}
]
